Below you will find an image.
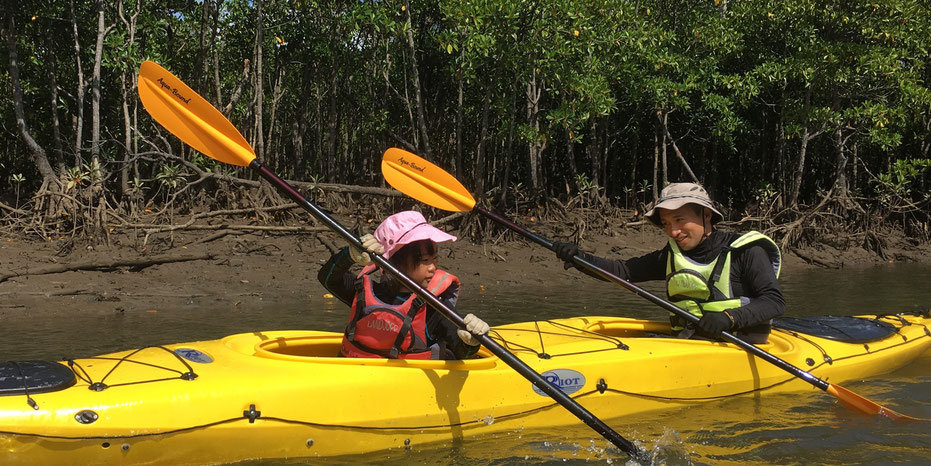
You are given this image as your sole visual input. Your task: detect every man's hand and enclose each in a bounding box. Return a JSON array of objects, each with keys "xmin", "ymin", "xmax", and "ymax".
[
  {"xmin": 697, "ymin": 311, "xmax": 734, "ymax": 335},
  {"xmin": 552, "ymin": 242, "xmax": 580, "ymax": 270}
]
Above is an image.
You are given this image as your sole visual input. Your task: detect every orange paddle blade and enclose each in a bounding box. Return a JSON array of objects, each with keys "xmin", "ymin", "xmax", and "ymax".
[
  {"xmin": 381, "ymin": 148, "xmax": 476, "ymax": 212},
  {"xmin": 827, "ymin": 383, "xmax": 928, "ymax": 422},
  {"xmin": 138, "ymin": 61, "xmax": 255, "ymax": 166}
]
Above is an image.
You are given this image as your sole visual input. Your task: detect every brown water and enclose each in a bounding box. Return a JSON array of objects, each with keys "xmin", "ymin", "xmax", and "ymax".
[{"xmin": 2, "ymin": 264, "xmax": 930, "ymax": 464}]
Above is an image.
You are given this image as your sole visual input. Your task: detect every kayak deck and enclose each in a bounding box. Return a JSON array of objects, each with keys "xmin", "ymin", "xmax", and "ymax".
[{"xmin": 1, "ymin": 311, "xmax": 929, "ymax": 463}]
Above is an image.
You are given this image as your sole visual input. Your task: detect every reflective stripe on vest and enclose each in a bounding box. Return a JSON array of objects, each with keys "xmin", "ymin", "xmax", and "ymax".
[
  {"xmin": 665, "ymin": 231, "xmax": 781, "ymax": 328},
  {"xmin": 340, "ymin": 264, "xmax": 459, "ymax": 359}
]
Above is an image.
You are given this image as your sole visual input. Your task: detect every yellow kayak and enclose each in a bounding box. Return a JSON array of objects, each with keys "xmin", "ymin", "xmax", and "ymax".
[{"xmin": 2, "ymin": 311, "xmax": 929, "ymax": 463}]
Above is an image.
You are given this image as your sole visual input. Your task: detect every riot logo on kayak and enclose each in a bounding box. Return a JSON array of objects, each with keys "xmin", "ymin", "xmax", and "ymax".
[
  {"xmin": 174, "ymin": 348, "xmax": 214, "ymax": 364},
  {"xmin": 532, "ymin": 369, "xmax": 586, "ymax": 397}
]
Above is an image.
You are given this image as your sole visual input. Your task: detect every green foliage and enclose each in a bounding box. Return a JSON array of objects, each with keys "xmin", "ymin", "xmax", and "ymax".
[
  {"xmin": 192, "ymin": 153, "xmax": 220, "ymax": 173},
  {"xmin": 64, "ymin": 167, "xmax": 89, "ymax": 192},
  {"xmin": 155, "ymin": 163, "xmax": 185, "ymax": 190},
  {"xmin": 874, "ymin": 158, "xmax": 931, "ymax": 206},
  {"xmin": 2, "ymin": 0, "xmax": 931, "ymax": 229},
  {"xmin": 754, "ymin": 183, "xmax": 778, "ymax": 205}
]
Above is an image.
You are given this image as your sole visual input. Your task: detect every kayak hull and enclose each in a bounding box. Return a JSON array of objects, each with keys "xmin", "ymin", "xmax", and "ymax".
[{"xmin": 2, "ymin": 312, "xmax": 929, "ymax": 463}]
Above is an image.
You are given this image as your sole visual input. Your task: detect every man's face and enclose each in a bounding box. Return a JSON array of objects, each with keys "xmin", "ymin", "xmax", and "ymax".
[{"xmin": 658, "ymin": 205, "xmax": 710, "ymax": 251}]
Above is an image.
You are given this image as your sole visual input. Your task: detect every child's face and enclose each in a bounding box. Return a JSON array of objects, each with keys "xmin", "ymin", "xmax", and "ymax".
[{"xmin": 404, "ymin": 243, "xmax": 439, "ymax": 287}]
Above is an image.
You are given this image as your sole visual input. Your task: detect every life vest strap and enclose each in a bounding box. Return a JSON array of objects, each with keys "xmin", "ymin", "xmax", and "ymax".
[
  {"xmin": 390, "ymin": 313, "xmax": 416, "ymax": 358},
  {"xmin": 707, "ymin": 246, "xmax": 732, "ymax": 291}
]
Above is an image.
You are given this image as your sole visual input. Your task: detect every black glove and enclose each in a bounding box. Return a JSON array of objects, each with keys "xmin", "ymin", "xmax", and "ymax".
[
  {"xmin": 552, "ymin": 241, "xmax": 580, "ymax": 270},
  {"xmin": 697, "ymin": 311, "xmax": 734, "ymax": 336}
]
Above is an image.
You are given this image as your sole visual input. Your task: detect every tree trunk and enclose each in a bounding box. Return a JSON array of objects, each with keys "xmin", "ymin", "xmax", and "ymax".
[
  {"xmin": 213, "ymin": 1, "xmax": 223, "ymax": 106},
  {"xmin": 70, "ymin": 0, "xmax": 85, "ymax": 168},
  {"xmin": 851, "ymin": 143, "xmax": 858, "ymax": 191},
  {"xmin": 314, "ymin": 84, "xmax": 324, "ymax": 178},
  {"xmin": 499, "ymin": 83, "xmax": 518, "ymax": 209},
  {"xmin": 474, "ymin": 83, "xmax": 491, "ymax": 198},
  {"xmin": 325, "ymin": 71, "xmax": 339, "ymax": 179},
  {"xmin": 403, "ymin": 0, "xmax": 433, "ymax": 160},
  {"xmin": 222, "ymin": 59, "xmax": 250, "ymax": 116},
  {"xmin": 46, "ymin": 29, "xmax": 65, "ymax": 174},
  {"xmin": 833, "ymin": 124, "xmax": 850, "ymax": 199},
  {"xmin": 253, "ymin": 0, "xmax": 264, "ymax": 160},
  {"xmin": 291, "ymin": 113, "xmax": 304, "ymax": 180},
  {"xmin": 4, "ymin": 16, "xmax": 59, "ymax": 186},
  {"xmin": 341, "ymin": 123, "xmax": 351, "ymax": 184},
  {"xmin": 91, "ymin": 0, "xmax": 111, "ymax": 186},
  {"xmin": 789, "ymin": 85, "xmax": 824, "ymax": 207},
  {"xmin": 566, "ymin": 130, "xmax": 578, "ymax": 186},
  {"xmin": 657, "ymin": 109, "xmax": 700, "ymax": 184},
  {"xmin": 775, "ymin": 84, "xmax": 786, "ymax": 208},
  {"xmin": 195, "ymin": 0, "xmax": 210, "ymax": 93},
  {"xmin": 789, "ymin": 126, "xmax": 810, "ymax": 208},
  {"xmin": 653, "ymin": 111, "xmax": 661, "ymax": 201},
  {"xmin": 921, "ymin": 114, "xmax": 931, "ymax": 158},
  {"xmin": 629, "ymin": 127, "xmax": 639, "ymax": 204},
  {"xmin": 266, "ymin": 63, "xmax": 285, "ymax": 166},
  {"xmin": 526, "ymin": 71, "xmax": 545, "ymax": 191},
  {"xmin": 118, "ymin": 0, "xmax": 140, "ymax": 197},
  {"xmin": 588, "ymin": 118, "xmax": 601, "ymax": 187},
  {"xmin": 660, "ymin": 110, "xmax": 668, "ymax": 186},
  {"xmin": 455, "ymin": 46, "xmax": 464, "ymax": 178}
]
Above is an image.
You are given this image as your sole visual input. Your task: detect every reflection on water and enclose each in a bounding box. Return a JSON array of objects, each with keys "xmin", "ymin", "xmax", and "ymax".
[{"xmin": 1, "ymin": 263, "xmax": 929, "ymax": 464}]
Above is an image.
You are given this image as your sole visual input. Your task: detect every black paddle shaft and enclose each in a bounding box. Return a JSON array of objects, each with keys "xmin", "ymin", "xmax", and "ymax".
[
  {"xmin": 250, "ymin": 161, "xmax": 643, "ymax": 458},
  {"xmin": 476, "ymin": 206, "xmax": 831, "ymax": 392}
]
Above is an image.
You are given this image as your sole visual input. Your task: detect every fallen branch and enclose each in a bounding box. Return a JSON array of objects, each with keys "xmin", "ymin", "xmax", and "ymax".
[
  {"xmin": 139, "ymin": 204, "xmax": 303, "ymax": 234},
  {"xmin": 139, "ymin": 218, "xmax": 328, "ymax": 248},
  {"xmin": 433, "ymin": 211, "xmax": 467, "ymax": 227},
  {"xmin": 0, "ymin": 254, "xmax": 214, "ymax": 283},
  {"xmin": 316, "ymin": 232, "xmax": 340, "ymax": 255},
  {"xmin": 186, "ymin": 229, "xmax": 238, "ymax": 245},
  {"xmin": 0, "ymin": 200, "xmax": 29, "ymax": 215},
  {"xmin": 140, "ymin": 223, "xmax": 329, "ymax": 234},
  {"xmin": 790, "ymin": 247, "xmax": 841, "ymax": 269}
]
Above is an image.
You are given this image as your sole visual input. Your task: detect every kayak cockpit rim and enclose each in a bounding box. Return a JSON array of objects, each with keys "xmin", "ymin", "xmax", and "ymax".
[{"xmin": 247, "ymin": 334, "xmax": 497, "ymax": 368}]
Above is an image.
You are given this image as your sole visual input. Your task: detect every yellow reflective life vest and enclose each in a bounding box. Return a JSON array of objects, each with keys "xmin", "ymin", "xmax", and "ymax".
[{"xmin": 665, "ymin": 231, "xmax": 781, "ymax": 330}]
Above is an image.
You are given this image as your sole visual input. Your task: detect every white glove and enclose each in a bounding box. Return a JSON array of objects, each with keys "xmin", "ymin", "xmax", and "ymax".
[
  {"xmin": 349, "ymin": 234, "xmax": 385, "ymax": 265},
  {"xmin": 457, "ymin": 313, "xmax": 489, "ymax": 346}
]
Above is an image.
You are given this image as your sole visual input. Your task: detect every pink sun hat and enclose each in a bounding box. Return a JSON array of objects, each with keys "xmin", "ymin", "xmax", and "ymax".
[{"xmin": 374, "ymin": 211, "xmax": 457, "ymax": 259}]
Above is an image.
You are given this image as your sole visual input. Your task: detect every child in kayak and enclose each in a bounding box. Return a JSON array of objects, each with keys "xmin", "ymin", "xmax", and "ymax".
[
  {"xmin": 552, "ymin": 183, "xmax": 784, "ymax": 344},
  {"xmin": 318, "ymin": 210, "xmax": 489, "ymax": 359}
]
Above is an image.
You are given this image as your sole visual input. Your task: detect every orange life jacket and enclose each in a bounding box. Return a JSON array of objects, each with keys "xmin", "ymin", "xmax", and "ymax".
[{"xmin": 339, "ymin": 264, "xmax": 459, "ymax": 359}]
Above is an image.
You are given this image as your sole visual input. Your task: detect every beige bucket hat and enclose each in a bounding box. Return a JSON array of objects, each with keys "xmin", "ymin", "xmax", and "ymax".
[{"xmin": 644, "ymin": 182, "xmax": 724, "ymax": 226}]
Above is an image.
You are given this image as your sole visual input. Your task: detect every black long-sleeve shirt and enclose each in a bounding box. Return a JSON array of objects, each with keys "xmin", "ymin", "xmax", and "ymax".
[
  {"xmin": 575, "ymin": 231, "xmax": 785, "ymax": 338},
  {"xmin": 318, "ymin": 247, "xmax": 479, "ymax": 359}
]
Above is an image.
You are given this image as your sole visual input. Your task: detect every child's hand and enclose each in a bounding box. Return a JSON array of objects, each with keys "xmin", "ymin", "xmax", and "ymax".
[
  {"xmin": 457, "ymin": 313, "xmax": 489, "ymax": 346},
  {"xmin": 350, "ymin": 234, "xmax": 384, "ymax": 265}
]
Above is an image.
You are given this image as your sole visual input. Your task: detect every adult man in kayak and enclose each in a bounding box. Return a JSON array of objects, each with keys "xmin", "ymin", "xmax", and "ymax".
[
  {"xmin": 553, "ymin": 183, "xmax": 785, "ymax": 344},
  {"xmin": 319, "ymin": 210, "xmax": 489, "ymax": 359}
]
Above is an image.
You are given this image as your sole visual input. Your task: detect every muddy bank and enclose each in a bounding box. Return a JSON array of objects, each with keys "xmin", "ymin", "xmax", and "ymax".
[{"xmin": 1, "ymin": 218, "xmax": 929, "ymax": 322}]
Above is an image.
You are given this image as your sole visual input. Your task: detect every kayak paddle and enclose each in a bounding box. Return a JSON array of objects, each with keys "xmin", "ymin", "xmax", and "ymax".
[
  {"xmin": 136, "ymin": 61, "xmax": 644, "ymax": 458},
  {"xmin": 382, "ymin": 146, "xmax": 928, "ymax": 422}
]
